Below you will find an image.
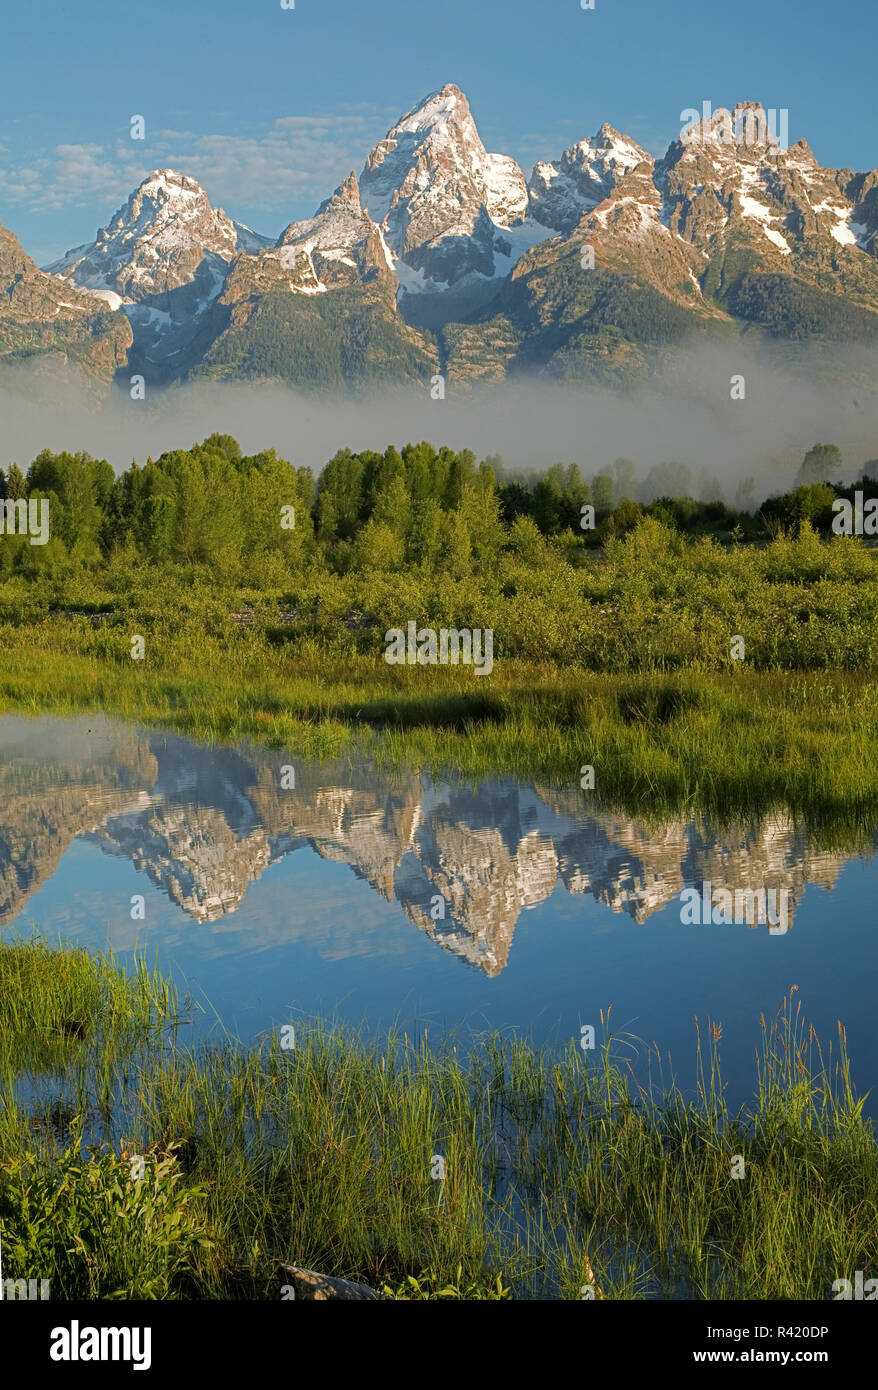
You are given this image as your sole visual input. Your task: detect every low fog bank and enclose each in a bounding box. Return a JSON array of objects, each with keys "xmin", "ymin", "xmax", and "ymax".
[{"xmin": 1, "ymin": 339, "xmax": 876, "ymax": 505}]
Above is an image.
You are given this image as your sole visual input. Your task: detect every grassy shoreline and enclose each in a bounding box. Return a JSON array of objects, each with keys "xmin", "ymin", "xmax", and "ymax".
[
  {"xmin": 6, "ymin": 658, "xmax": 878, "ymax": 839},
  {"xmin": 1, "ymin": 941, "xmax": 876, "ymax": 1300},
  {"xmin": 1, "ymin": 623, "xmax": 876, "ymax": 836},
  {"xmin": 2, "ymin": 506, "xmax": 877, "ymax": 831}
]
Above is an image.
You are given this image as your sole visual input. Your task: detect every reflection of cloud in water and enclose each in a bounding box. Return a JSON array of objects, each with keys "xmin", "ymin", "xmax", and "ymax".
[{"xmin": 0, "ymin": 716, "xmax": 869, "ymax": 977}]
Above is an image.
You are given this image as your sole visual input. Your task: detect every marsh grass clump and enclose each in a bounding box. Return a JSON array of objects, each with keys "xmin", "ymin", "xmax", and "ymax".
[
  {"xmin": 616, "ymin": 679, "xmax": 708, "ymax": 727},
  {"xmin": 0, "ymin": 944, "xmax": 875, "ymax": 1300},
  {"xmin": 0, "ymin": 937, "xmax": 179, "ymax": 1077}
]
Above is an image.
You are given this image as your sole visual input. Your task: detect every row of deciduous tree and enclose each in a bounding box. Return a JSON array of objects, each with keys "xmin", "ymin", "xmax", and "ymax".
[{"xmin": 0, "ymin": 434, "xmax": 874, "ymax": 580}]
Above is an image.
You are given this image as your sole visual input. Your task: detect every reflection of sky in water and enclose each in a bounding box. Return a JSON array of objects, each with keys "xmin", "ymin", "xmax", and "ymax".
[{"xmin": 1, "ymin": 715, "xmax": 876, "ymax": 1112}]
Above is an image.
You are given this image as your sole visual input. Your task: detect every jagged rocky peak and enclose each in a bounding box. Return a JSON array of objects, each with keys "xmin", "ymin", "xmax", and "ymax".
[
  {"xmin": 361, "ymin": 83, "xmax": 528, "ymax": 229},
  {"xmin": 279, "ymin": 170, "xmax": 372, "ymax": 248},
  {"xmin": 659, "ymin": 102, "xmax": 827, "ymax": 198},
  {"xmin": 658, "ymin": 102, "xmax": 783, "ymax": 214},
  {"xmin": 519, "ymin": 121, "xmax": 700, "ymax": 309},
  {"xmin": 359, "ymin": 82, "xmax": 530, "ymax": 288},
  {"xmin": 46, "ymin": 168, "xmax": 271, "ymax": 305},
  {"xmin": 317, "ymin": 169, "xmax": 363, "ymax": 214},
  {"xmin": 244, "ymin": 170, "xmax": 395, "ymax": 296},
  {"xmin": 0, "ymin": 218, "xmax": 32, "ymax": 277},
  {"xmin": 656, "ymin": 101, "xmax": 875, "ymax": 262},
  {"xmin": 681, "ymin": 102, "xmax": 781, "ymax": 157},
  {"xmin": 529, "ymin": 124, "xmax": 653, "ymax": 232}
]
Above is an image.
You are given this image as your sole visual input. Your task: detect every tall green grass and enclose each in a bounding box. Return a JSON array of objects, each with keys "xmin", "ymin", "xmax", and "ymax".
[
  {"xmin": 0, "ymin": 937, "xmax": 179, "ymax": 1076},
  {"xmin": 1, "ymin": 943, "xmax": 875, "ymax": 1300}
]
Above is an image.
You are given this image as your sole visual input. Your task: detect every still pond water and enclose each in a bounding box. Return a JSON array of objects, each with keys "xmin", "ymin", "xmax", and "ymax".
[{"xmin": 2, "ymin": 715, "xmax": 876, "ymax": 1109}]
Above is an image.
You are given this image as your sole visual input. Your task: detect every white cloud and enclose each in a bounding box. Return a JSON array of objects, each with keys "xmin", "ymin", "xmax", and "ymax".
[
  {"xmin": 0, "ymin": 109, "xmax": 396, "ymax": 224},
  {"xmin": 1, "ymin": 143, "xmax": 145, "ymax": 213}
]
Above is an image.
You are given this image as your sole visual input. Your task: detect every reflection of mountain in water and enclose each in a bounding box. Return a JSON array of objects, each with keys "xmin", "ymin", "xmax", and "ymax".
[
  {"xmin": 0, "ymin": 717, "xmax": 158, "ymax": 923},
  {"xmin": 0, "ymin": 718, "xmax": 868, "ymax": 976}
]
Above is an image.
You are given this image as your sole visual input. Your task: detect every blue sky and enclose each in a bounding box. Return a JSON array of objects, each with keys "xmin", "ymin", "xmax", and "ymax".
[{"xmin": 2, "ymin": 0, "xmax": 875, "ymax": 263}]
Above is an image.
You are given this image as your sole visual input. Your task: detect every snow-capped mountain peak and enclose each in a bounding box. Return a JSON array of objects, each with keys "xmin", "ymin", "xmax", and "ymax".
[
  {"xmin": 390, "ymin": 81, "xmax": 466, "ymax": 138},
  {"xmin": 528, "ymin": 126, "xmax": 652, "ymax": 232},
  {"xmin": 46, "ymin": 169, "xmax": 271, "ymax": 304},
  {"xmin": 137, "ymin": 168, "xmax": 204, "ymax": 201},
  {"xmin": 359, "ymin": 82, "xmax": 529, "ymax": 291}
]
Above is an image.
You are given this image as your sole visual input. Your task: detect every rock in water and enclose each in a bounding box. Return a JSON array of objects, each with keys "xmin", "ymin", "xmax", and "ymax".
[{"xmin": 279, "ymin": 1264, "xmax": 383, "ymax": 1300}]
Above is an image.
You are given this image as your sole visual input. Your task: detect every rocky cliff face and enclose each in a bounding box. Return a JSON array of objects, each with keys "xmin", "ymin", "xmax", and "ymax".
[
  {"xmin": 192, "ymin": 171, "xmax": 437, "ymax": 391},
  {"xmin": 0, "ymin": 219, "xmax": 132, "ymax": 380},
  {"xmin": 224, "ymin": 171, "xmax": 396, "ymax": 301}
]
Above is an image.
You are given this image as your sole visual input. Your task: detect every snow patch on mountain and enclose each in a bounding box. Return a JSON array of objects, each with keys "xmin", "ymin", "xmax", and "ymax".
[
  {"xmin": 393, "ymin": 258, "xmax": 445, "ymax": 295},
  {"xmin": 88, "ymin": 288, "xmax": 125, "ymax": 311},
  {"xmin": 807, "ymin": 199, "xmax": 861, "ymax": 248},
  {"xmin": 491, "ymin": 217, "xmax": 555, "ymax": 267},
  {"xmin": 232, "ymin": 221, "xmax": 274, "ymax": 254},
  {"xmin": 376, "ymin": 224, "xmax": 396, "ymax": 274},
  {"xmin": 483, "ymin": 152, "xmax": 530, "ymax": 226},
  {"xmin": 735, "ymin": 168, "xmax": 792, "ymax": 254}
]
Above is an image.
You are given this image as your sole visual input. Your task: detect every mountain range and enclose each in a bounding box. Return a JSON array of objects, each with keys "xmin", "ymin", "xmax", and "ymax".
[{"xmin": 2, "ymin": 84, "xmax": 877, "ymax": 392}]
